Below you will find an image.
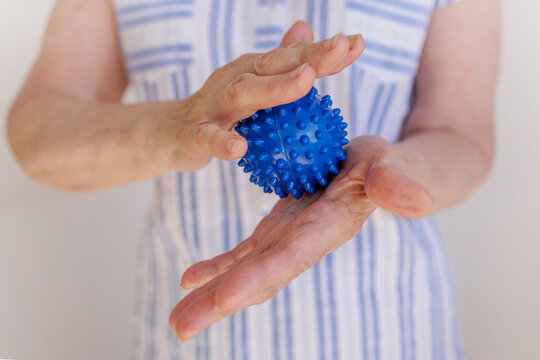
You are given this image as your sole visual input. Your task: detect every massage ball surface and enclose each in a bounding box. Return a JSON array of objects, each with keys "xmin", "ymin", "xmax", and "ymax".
[{"xmin": 235, "ymin": 87, "xmax": 349, "ymax": 199}]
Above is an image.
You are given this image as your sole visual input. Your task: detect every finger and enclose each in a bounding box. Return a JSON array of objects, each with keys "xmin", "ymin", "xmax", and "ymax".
[
  {"xmin": 190, "ymin": 123, "xmax": 247, "ymax": 160},
  {"xmin": 169, "ymin": 281, "xmax": 217, "ymax": 335},
  {"xmin": 365, "ymin": 163, "xmax": 433, "ymax": 218},
  {"xmin": 212, "ymin": 248, "xmax": 295, "ymax": 310},
  {"xmin": 214, "ymin": 193, "xmax": 377, "ymax": 310},
  {"xmin": 180, "ymin": 237, "xmax": 256, "ymax": 289},
  {"xmin": 221, "ymin": 62, "xmax": 316, "ymax": 119},
  {"xmin": 172, "ymin": 284, "xmax": 246, "ymax": 342},
  {"xmin": 280, "ymin": 20, "xmax": 314, "ymax": 47},
  {"xmin": 249, "ymin": 33, "xmax": 364, "ymax": 77}
]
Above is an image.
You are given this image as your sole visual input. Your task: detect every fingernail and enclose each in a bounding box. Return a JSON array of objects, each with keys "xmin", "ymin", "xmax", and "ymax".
[
  {"xmin": 324, "ymin": 33, "xmax": 342, "ymax": 50},
  {"xmin": 348, "ymin": 34, "xmax": 363, "ymax": 49},
  {"xmin": 290, "ymin": 63, "xmax": 308, "ymax": 78}
]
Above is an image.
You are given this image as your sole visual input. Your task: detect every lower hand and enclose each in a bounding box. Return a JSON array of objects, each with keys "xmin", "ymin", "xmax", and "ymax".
[{"xmin": 169, "ymin": 135, "xmax": 433, "ymax": 341}]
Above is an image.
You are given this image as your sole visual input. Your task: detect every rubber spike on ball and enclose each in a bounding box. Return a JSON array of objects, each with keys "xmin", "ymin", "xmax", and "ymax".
[{"xmin": 235, "ymin": 87, "xmax": 349, "ymax": 199}]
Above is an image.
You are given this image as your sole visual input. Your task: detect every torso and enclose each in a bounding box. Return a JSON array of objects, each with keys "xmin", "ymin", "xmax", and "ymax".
[{"xmin": 113, "ymin": 1, "xmax": 463, "ymax": 359}]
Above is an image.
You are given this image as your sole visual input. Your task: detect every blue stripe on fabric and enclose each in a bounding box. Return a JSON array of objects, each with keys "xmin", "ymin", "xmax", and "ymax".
[
  {"xmin": 319, "ymin": 0, "xmax": 329, "ymax": 40},
  {"xmin": 188, "ymin": 176, "xmax": 199, "ymax": 252},
  {"xmin": 143, "ymin": 82, "xmax": 152, "ymax": 101},
  {"xmin": 434, "ymin": 0, "xmax": 445, "ymax": 9},
  {"xmin": 181, "ymin": 67, "xmax": 190, "ymax": 99},
  {"xmin": 210, "ymin": 0, "xmax": 221, "ymax": 70},
  {"xmin": 365, "ymin": 41, "xmax": 418, "ymax": 60},
  {"xmin": 119, "ymin": 10, "xmax": 193, "ymax": 28},
  {"xmin": 125, "ymin": 44, "xmax": 192, "ymax": 61},
  {"xmin": 346, "ymin": 1, "xmax": 427, "ymax": 28},
  {"xmin": 325, "ymin": 254, "xmax": 340, "ymax": 360},
  {"xmin": 175, "ymin": 173, "xmax": 195, "ymax": 265},
  {"xmin": 241, "ymin": 310, "xmax": 248, "ymax": 360},
  {"xmin": 396, "ymin": 218, "xmax": 408, "ymax": 360},
  {"xmin": 201, "ymin": 329, "xmax": 210, "ymax": 360},
  {"xmin": 230, "ymin": 164, "xmax": 249, "ymax": 360},
  {"xmin": 368, "ymin": 220, "xmax": 380, "ymax": 360},
  {"xmin": 408, "ymin": 221, "xmax": 417, "ymax": 360},
  {"xmin": 228, "ymin": 166, "xmax": 243, "ymax": 250},
  {"xmin": 204, "ymin": 1, "xmax": 222, "ymax": 359},
  {"xmin": 218, "ymin": 161, "xmax": 235, "ymax": 360},
  {"xmin": 116, "ymin": 0, "xmax": 194, "ymax": 16},
  {"xmin": 355, "ymin": 232, "xmax": 369, "ymax": 360},
  {"xmin": 313, "ymin": 262, "xmax": 326, "ymax": 360},
  {"xmin": 130, "ymin": 58, "xmax": 193, "ymax": 73},
  {"xmin": 184, "ymin": 61, "xmax": 205, "ymax": 358},
  {"xmin": 271, "ymin": 297, "xmax": 281, "ymax": 360},
  {"xmin": 224, "ymin": 0, "xmax": 250, "ymax": 355},
  {"xmin": 374, "ymin": 84, "xmax": 397, "ymax": 136},
  {"xmin": 426, "ymin": 217, "xmax": 464, "ymax": 359},
  {"xmin": 283, "ymin": 286, "xmax": 293, "ymax": 360},
  {"xmin": 224, "ymin": 0, "xmax": 235, "ymax": 66},
  {"xmin": 350, "ymin": 66, "xmax": 358, "ymax": 138},
  {"xmin": 349, "ymin": 65, "xmax": 365, "ymax": 138},
  {"xmin": 366, "ymin": 84, "xmax": 384, "ymax": 134},
  {"xmin": 409, "ymin": 218, "xmax": 445, "ymax": 360},
  {"xmin": 164, "ymin": 35, "xmax": 201, "ymax": 360},
  {"xmin": 306, "ymin": 0, "xmax": 315, "ymax": 28},
  {"xmin": 359, "ymin": 55, "xmax": 415, "ymax": 73},
  {"xmin": 255, "ymin": 26, "xmax": 284, "ymax": 35},
  {"xmin": 143, "ymin": 81, "xmax": 159, "ymax": 101},
  {"xmin": 258, "ymin": 0, "xmax": 286, "ymax": 4},
  {"xmin": 369, "ymin": 0, "xmax": 432, "ymax": 15},
  {"xmin": 318, "ymin": 0, "xmax": 329, "ymax": 94},
  {"xmin": 224, "ymin": 0, "xmax": 250, "ymax": 356},
  {"xmin": 157, "ymin": 205, "xmax": 183, "ymax": 360},
  {"xmin": 171, "ymin": 73, "xmax": 180, "ymax": 99},
  {"xmin": 255, "ymin": 41, "xmax": 281, "ymax": 49}
]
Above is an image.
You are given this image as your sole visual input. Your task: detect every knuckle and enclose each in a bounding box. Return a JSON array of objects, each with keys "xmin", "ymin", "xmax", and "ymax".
[
  {"xmin": 252, "ymin": 51, "xmax": 273, "ymax": 75},
  {"xmin": 289, "ymin": 40, "xmax": 310, "ymax": 49},
  {"xmin": 208, "ymin": 65, "xmax": 229, "ymax": 81},
  {"xmin": 293, "ymin": 46, "xmax": 308, "ymax": 69},
  {"xmin": 191, "ymin": 124, "xmax": 207, "ymax": 147},
  {"xmin": 236, "ymin": 53, "xmax": 257, "ymax": 64},
  {"xmin": 225, "ymin": 73, "xmax": 251, "ymax": 106}
]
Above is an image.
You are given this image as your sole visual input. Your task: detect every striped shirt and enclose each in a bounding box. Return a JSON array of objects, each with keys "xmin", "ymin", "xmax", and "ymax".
[{"xmin": 112, "ymin": 0, "xmax": 463, "ymax": 359}]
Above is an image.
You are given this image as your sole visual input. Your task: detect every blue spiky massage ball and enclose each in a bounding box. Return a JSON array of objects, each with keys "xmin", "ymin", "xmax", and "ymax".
[{"xmin": 234, "ymin": 87, "xmax": 349, "ymax": 199}]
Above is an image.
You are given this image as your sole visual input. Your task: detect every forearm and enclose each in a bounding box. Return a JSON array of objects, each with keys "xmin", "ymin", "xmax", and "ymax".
[
  {"xmin": 395, "ymin": 119, "xmax": 494, "ymax": 212},
  {"xmin": 7, "ymin": 91, "xmax": 182, "ymax": 191}
]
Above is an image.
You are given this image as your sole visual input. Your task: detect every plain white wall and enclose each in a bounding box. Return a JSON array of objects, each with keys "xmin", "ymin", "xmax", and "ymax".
[
  {"xmin": 0, "ymin": 2, "xmax": 152, "ymax": 359},
  {"xmin": 438, "ymin": 0, "xmax": 540, "ymax": 358},
  {"xmin": 0, "ymin": 1, "xmax": 538, "ymax": 359}
]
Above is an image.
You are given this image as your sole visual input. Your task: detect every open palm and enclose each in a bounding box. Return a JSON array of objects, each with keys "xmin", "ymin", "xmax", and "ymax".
[{"xmin": 169, "ymin": 135, "xmax": 433, "ymax": 341}]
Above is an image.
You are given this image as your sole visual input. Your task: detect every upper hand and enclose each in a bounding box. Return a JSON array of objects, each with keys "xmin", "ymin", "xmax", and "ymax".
[
  {"xmin": 154, "ymin": 21, "xmax": 365, "ymax": 171},
  {"xmin": 169, "ymin": 135, "xmax": 433, "ymax": 341}
]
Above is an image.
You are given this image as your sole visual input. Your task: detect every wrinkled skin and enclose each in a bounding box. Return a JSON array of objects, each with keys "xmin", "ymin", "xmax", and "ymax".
[{"xmin": 169, "ymin": 135, "xmax": 432, "ymax": 341}]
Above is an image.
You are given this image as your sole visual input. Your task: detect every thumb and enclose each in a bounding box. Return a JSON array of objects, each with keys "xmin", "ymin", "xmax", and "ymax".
[
  {"xmin": 280, "ymin": 20, "xmax": 314, "ymax": 47},
  {"xmin": 364, "ymin": 162, "xmax": 433, "ymax": 218},
  {"xmin": 191, "ymin": 123, "xmax": 247, "ymax": 161}
]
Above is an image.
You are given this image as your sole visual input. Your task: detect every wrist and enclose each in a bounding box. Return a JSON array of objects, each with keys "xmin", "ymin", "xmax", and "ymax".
[
  {"xmin": 393, "ymin": 142, "xmax": 430, "ymax": 187},
  {"xmin": 143, "ymin": 93, "xmax": 210, "ymax": 172}
]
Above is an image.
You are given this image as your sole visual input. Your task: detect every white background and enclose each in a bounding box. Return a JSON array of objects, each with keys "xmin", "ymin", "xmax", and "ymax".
[{"xmin": 1, "ymin": 1, "xmax": 539, "ymax": 359}]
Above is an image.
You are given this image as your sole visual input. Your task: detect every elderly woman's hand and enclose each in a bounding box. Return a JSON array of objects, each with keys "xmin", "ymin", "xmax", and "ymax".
[
  {"xmin": 8, "ymin": 18, "xmax": 363, "ymax": 189},
  {"xmin": 155, "ymin": 21, "xmax": 365, "ymax": 172},
  {"xmin": 169, "ymin": 135, "xmax": 433, "ymax": 342}
]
